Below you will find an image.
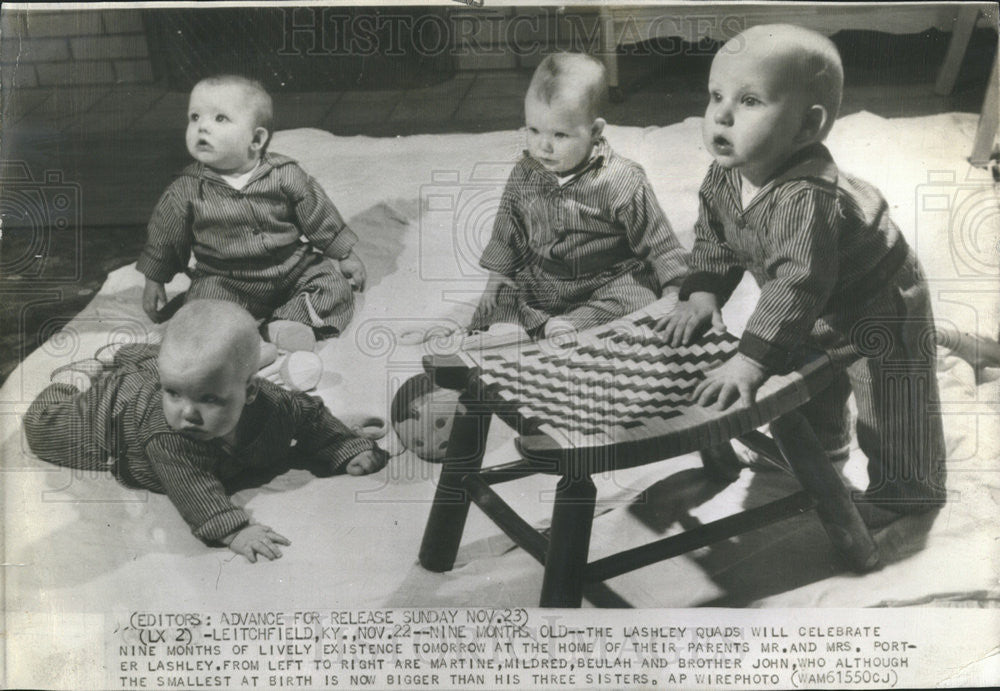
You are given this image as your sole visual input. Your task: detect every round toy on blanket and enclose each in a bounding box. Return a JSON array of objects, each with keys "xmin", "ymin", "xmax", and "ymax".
[
  {"xmin": 280, "ymin": 351, "xmax": 324, "ymax": 391},
  {"xmin": 258, "ymin": 350, "xmax": 324, "ymax": 392},
  {"xmin": 390, "ymin": 372, "xmax": 464, "ymax": 461}
]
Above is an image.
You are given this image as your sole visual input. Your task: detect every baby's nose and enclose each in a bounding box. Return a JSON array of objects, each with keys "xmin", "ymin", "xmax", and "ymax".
[{"xmin": 714, "ymin": 104, "xmax": 733, "ymax": 125}]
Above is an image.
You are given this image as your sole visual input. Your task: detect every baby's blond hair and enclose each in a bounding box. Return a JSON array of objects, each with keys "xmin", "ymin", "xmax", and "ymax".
[
  {"xmin": 160, "ymin": 299, "xmax": 261, "ymax": 383},
  {"xmin": 726, "ymin": 24, "xmax": 844, "ymax": 140},
  {"xmin": 527, "ymin": 53, "xmax": 608, "ymax": 121}
]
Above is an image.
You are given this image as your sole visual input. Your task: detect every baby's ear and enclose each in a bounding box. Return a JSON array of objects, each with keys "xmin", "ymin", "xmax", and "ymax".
[
  {"xmin": 590, "ymin": 118, "xmax": 608, "ymax": 141},
  {"xmin": 591, "ymin": 117, "xmax": 606, "ymax": 140},
  {"xmin": 250, "ymin": 127, "xmax": 270, "ymax": 153},
  {"xmin": 797, "ymin": 105, "xmax": 828, "ymax": 144},
  {"xmin": 245, "ymin": 376, "xmax": 260, "ymax": 404}
]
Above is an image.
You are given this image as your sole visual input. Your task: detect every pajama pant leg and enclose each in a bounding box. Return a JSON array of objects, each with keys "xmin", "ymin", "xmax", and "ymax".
[
  {"xmin": 560, "ymin": 272, "xmax": 658, "ymax": 331},
  {"xmin": 24, "ymin": 383, "xmax": 110, "ymax": 471},
  {"xmin": 775, "ymin": 257, "xmax": 946, "ymax": 513},
  {"xmin": 186, "ymin": 273, "xmax": 275, "ymax": 320},
  {"xmin": 791, "ymin": 370, "xmax": 854, "ymax": 463},
  {"xmin": 847, "ymin": 266, "xmax": 946, "ymax": 511},
  {"xmin": 187, "ymin": 253, "xmax": 355, "ymax": 335},
  {"xmin": 468, "ymin": 261, "xmax": 659, "ymax": 334},
  {"xmin": 468, "ymin": 283, "xmax": 542, "ymax": 333},
  {"xmin": 272, "ymin": 254, "xmax": 355, "ymax": 336}
]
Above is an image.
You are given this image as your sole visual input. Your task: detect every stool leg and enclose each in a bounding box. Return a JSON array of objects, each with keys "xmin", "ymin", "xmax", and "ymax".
[
  {"xmin": 770, "ymin": 410, "xmax": 880, "ymax": 572},
  {"xmin": 540, "ymin": 475, "xmax": 597, "ymax": 607},
  {"xmin": 700, "ymin": 442, "xmax": 744, "ymax": 483},
  {"xmin": 418, "ymin": 392, "xmax": 493, "ymax": 572}
]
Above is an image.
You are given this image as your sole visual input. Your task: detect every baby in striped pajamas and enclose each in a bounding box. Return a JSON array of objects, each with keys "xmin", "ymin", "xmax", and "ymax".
[
  {"xmin": 25, "ymin": 300, "xmax": 387, "ymax": 563},
  {"xmin": 393, "ymin": 53, "xmax": 688, "ymax": 460},
  {"xmin": 659, "ymin": 25, "xmax": 946, "ymax": 520},
  {"xmin": 469, "ymin": 52, "xmax": 688, "ymax": 341},
  {"xmin": 138, "ymin": 75, "xmax": 365, "ymax": 353}
]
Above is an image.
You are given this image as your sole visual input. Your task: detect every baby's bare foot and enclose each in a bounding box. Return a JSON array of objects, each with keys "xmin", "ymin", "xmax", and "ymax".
[
  {"xmin": 267, "ymin": 319, "xmax": 317, "ymax": 352},
  {"xmin": 259, "ymin": 340, "xmax": 279, "ymax": 369}
]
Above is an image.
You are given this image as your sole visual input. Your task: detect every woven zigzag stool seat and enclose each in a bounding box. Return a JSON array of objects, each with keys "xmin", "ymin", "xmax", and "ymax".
[{"xmin": 409, "ymin": 300, "xmax": 879, "ymax": 606}]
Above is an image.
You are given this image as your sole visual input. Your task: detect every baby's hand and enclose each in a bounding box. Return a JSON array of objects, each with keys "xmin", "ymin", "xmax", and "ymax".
[
  {"xmin": 142, "ymin": 279, "xmax": 168, "ymax": 323},
  {"xmin": 656, "ymin": 291, "xmax": 725, "ymax": 347},
  {"xmin": 223, "ymin": 524, "xmax": 291, "ymax": 563},
  {"xmin": 339, "ymin": 252, "xmax": 367, "ymax": 292},
  {"xmin": 480, "ymin": 272, "xmax": 514, "ymax": 314},
  {"xmin": 345, "ymin": 448, "xmax": 388, "ymax": 476},
  {"xmin": 692, "ymin": 354, "xmax": 767, "ymax": 411}
]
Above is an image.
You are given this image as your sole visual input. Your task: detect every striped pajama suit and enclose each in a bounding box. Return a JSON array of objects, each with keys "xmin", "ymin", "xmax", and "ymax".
[
  {"xmin": 137, "ymin": 153, "xmax": 357, "ymax": 335},
  {"xmin": 682, "ymin": 143, "xmax": 946, "ymax": 512},
  {"xmin": 469, "ymin": 139, "xmax": 688, "ymax": 334},
  {"xmin": 24, "ymin": 344, "xmax": 378, "ymax": 544}
]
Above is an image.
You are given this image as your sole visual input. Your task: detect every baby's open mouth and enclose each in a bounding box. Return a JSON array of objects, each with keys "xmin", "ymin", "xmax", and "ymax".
[{"xmin": 713, "ymin": 135, "xmax": 732, "ymax": 149}]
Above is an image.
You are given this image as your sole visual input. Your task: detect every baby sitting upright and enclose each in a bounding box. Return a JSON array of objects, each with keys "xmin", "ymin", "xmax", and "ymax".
[
  {"xmin": 469, "ymin": 52, "xmax": 688, "ymax": 342},
  {"xmin": 138, "ymin": 74, "xmax": 367, "ymax": 353}
]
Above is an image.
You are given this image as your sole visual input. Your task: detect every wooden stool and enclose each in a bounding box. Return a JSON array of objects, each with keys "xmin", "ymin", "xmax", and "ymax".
[{"xmin": 415, "ymin": 305, "xmax": 879, "ymax": 607}]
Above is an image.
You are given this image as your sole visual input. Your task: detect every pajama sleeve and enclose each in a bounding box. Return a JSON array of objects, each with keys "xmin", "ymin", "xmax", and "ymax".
[
  {"xmin": 288, "ymin": 391, "xmax": 379, "ymax": 474},
  {"xmin": 136, "ymin": 182, "xmax": 193, "ymax": 283},
  {"xmin": 680, "ymin": 186, "xmax": 745, "ymax": 303},
  {"xmin": 288, "ymin": 165, "xmax": 358, "ymax": 260},
  {"xmin": 144, "ymin": 434, "xmax": 250, "ymax": 544},
  {"xmin": 738, "ymin": 187, "xmax": 840, "ymax": 372},
  {"xmin": 620, "ymin": 172, "xmax": 688, "ymax": 288},
  {"xmin": 477, "ymin": 164, "xmax": 531, "ymax": 277}
]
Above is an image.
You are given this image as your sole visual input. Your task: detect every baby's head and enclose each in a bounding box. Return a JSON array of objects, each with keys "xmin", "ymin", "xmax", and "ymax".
[
  {"xmin": 158, "ymin": 299, "xmax": 261, "ymax": 443},
  {"xmin": 703, "ymin": 24, "xmax": 843, "ymax": 185},
  {"xmin": 524, "ymin": 53, "xmax": 608, "ymax": 174},
  {"xmin": 187, "ymin": 75, "xmax": 273, "ymax": 175}
]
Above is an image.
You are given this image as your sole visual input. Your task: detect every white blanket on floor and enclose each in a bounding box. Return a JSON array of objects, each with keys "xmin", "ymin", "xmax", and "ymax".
[{"xmin": 3, "ymin": 113, "xmax": 999, "ymax": 685}]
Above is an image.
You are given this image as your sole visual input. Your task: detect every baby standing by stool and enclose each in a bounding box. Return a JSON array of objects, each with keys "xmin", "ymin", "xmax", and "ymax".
[{"xmin": 659, "ymin": 24, "xmax": 947, "ymax": 520}]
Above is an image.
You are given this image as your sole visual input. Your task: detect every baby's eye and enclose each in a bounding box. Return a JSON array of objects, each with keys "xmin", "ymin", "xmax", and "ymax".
[
  {"xmin": 554, "ymin": 132, "xmax": 568, "ymax": 139},
  {"xmin": 215, "ymin": 114, "xmax": 228, "ymax": 123},
  {"xmin": 741, "ymin": 95, "xmax": 761, "ymax": 106},
  {"xmin": 201, "ymin": 394, "xmax": 222, "ymax": 404},
  {"xmin": 709, "ymin": 91, "xmax": 722, "ymax": 102},
  {"xmin": 189, "ymin": 113, "xmax": 199, "ymax": 122},
  {"xmin": 527, "ymin": 127, "xmax": 539, "ymax": 134},
  {"xmin": 164, "ymin": 389, "xmax": 179, "ymax": 399}
]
